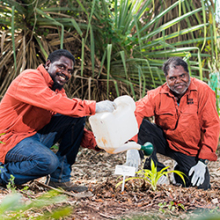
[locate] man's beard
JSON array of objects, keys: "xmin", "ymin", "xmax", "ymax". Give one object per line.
[
  {"xmin": 50, "ymin": 72, "xmax": 64, "ymax": 91},
  {"xmin": 168, "ymin": 78, "xmax": 191, "ymax": 96},
  {"xmin": 52, "ymin": 81, "xmax": 63, "ymax": 91}
]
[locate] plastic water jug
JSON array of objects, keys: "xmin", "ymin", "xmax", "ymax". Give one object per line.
[{"xmin": 89, "ymin": 95, "xmax": 138, "ymax": 154}]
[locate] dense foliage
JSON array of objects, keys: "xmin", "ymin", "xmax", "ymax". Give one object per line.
[{"xmin": 0, "ymin": 0, "xmax": 219, "ymax": 101}]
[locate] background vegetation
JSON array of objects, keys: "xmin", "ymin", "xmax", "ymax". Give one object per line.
[{"xmin": 0, "ymin": 0, "xmax": 219, "ymax": 103}]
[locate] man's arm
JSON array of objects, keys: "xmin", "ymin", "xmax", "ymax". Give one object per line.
[
  {"xmin": 198, "ymin": 86, "xmax": 220, "ymax": 161},
  {"xmin": 9, "ymin": 71, "xmax": 96, "ymax": 117}
]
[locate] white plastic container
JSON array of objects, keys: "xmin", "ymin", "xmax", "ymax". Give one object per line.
[{"xmin": 89, "ymin": 95, "xmax": 138, "ymax": 154}]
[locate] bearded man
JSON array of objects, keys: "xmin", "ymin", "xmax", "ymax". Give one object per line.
[
  {"xmin": 0, "ymin": 49, "xmax": 116, "ymax": 192},
  {"xmin": 126, "ymin": 57, "xmax": 220, "ymax": 190}
]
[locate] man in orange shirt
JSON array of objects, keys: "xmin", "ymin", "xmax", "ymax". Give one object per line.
[
  {"xmin": 126, "ymin": 57, "xmax": 220, "ymax": 190},
  {"xmin": 0, "ymin": 49, "xmax": 116, "ymax": 192}
]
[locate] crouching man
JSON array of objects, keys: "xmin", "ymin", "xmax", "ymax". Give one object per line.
[
  {"xmin": 126, "ymin": 57, "xmax": 220, "ymax": 190},
  {"xmin": 0, "ymin": 49, "xmax": 116, "ymax": 192}
]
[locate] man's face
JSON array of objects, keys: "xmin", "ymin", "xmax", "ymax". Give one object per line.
[
  {"xmin": 166, "ymin": 65, "xmax": 190, "ymax": 97},
  {"xmin": 45, "ymin": 56, "xmax": 74, "ymax": 90}
]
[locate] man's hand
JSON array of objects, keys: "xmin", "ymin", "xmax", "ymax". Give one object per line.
[
  {"xmin": 188, "ymin": 161, "xmax": 206, "ymax": 186},
  {"xmin": 125, "ymin": 149, "xmax": 141, "ymax": 172},
  {"xmin": 95, "ymin": 100, "xmax": 116, "ymax": 113}
]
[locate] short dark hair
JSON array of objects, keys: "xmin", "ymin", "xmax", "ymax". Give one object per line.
[
  {"xmin": 162, "ymin": 57, "xmax": 189, "ymax": 76},
  {"xmin": 47, "ymin": 49, "xmax": 75, "ymax": 64}
]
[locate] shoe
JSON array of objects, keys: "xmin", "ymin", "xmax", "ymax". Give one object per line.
[{"xmin": 48, "ymin": 181, "xmax": 88, "ymax": 192}]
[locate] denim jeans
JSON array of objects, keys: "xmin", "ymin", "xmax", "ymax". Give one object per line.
[{"xmin": 1, "ymin": 114, "xmax": 86, "ymax": 185}]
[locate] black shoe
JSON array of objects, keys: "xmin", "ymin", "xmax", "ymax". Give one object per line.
[{"xmin": 48, "ymin": 181, "xmax": 88, "ymax": 193}]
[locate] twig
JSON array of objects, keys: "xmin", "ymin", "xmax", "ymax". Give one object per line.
[
  {"xmin": 99, "ymin": 212, "xmax": 115, "ymax": 219},
  {"xmin": 33, "ymin": 180, "xmax": 93, "ymax": 198}
]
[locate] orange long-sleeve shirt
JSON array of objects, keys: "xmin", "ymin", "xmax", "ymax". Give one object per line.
[
  {"xmin": 0, "ymin": 64, "xmax": 96, "ymax": 163},
  {"xmin": 133, "ymin": 78, "xmax": 220, "ymax": 161}
]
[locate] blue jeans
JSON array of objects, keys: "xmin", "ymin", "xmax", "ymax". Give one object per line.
[{"xmin": 1, "ymin": 114, "xmax": 86, "ymax": 185}]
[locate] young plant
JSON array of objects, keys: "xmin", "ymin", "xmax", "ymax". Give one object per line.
[
  {"xmin": 7, "ymin": 175, "xmax": 16, "ymax": 192},
  {"xmin": 116, "ymin": 159, "xmax": 186, "ymax": 191},
  {"xmin": 0, "ymin": 190, "xmax": 72, "ymax": 219},
  {"xmin": 158, "ymin": 201, "xmax": 185, "ymax": 213}
]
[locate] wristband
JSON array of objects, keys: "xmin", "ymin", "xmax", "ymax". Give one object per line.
[{"xmin": 199, "ymin": 159, "xmax": 209, "ymax": 165}]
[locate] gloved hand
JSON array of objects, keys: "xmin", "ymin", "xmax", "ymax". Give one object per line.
[
  {"xmin": 125, "ymin": 149, "xmax": 141, "ymax": 172},
  {"xmin": 157, "ymin": 175, "xmax": 169, "ymax": 185},
  {"xmin": 95, "ymin": 100, "xmax": 116, "ymax": 113},
  {"xmin": 188, "ymin": 161, "xmax": 206, "ymax": 186}
]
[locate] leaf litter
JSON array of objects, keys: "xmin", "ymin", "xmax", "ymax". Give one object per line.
[{"xmin": 1, "ymin": 147, "xmax": 220, "ymax": 220}]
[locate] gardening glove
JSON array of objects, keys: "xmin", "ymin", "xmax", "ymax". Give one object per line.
[
  {"xmin": 95, "ymin": 100, "xmax": 116, "ymax": 113},
  {"xmin": 188, "ymin": 161, "xmax": 206, "ymax": 186},
  {"xmin": 125, "ymin": 149, "xmax": 141, "ymax": 172},
  {"xmin": 157, "ymin": 175, "xmax": 169, "ymax": 185}
]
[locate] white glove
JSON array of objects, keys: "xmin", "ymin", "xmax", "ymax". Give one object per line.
[
  {"xmin": 95, "ymin": 100, "xmax": 116, "ymax": 113},
  {"xmin": 188, "ymin": 161, "xmax": 206, "ymax": 186},
  {"xmin": 125, "ymin": 149, "xmax": 141, "ymax": 172},
  {"xmin": 157, "ymin": 175, "xmax": 169, "ymax": 185}
]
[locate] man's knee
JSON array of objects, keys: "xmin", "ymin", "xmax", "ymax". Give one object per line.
[
  {"xmin": 138, "ymin": 119, "xmax": 166, "ymax": 149},
  {"xmin": 69, "ymin": 116, "xmax": 86, "ymax": 126},
  {"xmin": 50, "ymin": 114, "xmax": 86, "ymax": 130},
  {"xmin": 76, "ymin": 116, "xmax": 86, "ymax": 127},
  {"xmin": 37, "ymin": 153, "xmax": 59, "ymax": 175}
]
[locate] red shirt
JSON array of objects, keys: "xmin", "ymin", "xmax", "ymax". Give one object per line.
[
  {"xmin": 0, "ymin": 65, "xmax": 96, "ymax": 163},
  {"xmin": 133, "ymin": 78, "xmax": 220, "ymax": 161}
]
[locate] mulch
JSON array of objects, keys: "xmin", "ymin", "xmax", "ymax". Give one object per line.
[
  {"xmin": 68, "ymin": 149, "xmax": 220, "ymax": 220},
  {"xmin": 1, "ymin": 148, "xmax": 220, "ymax": 220}
]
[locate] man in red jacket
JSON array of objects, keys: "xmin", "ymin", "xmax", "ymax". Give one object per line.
[
  {"xmin": 0, "ymin": 49, "xmax": 116, "ymax": 192},
  {"xmin": 126, "ymin": 57, "xmax": 220, "ymax": 190}
]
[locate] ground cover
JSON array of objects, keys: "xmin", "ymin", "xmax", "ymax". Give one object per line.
[
  {"xmin": 69, "ymin": 148, "xmax": 220, "ymax": 220},
  {"xmin": 1, "ymin": 148, "xmax": 220, "ymax": 219}
]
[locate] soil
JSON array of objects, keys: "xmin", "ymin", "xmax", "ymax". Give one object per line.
[
  {"xmin": 68, "ymin": 148, "xmax": 220, "ymax": 220},
  {"xmin": 1, "ymin": 148, "xmax": 220, "ymax": 220}
]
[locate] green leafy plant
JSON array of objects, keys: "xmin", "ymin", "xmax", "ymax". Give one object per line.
[
  {"xmin": 208, "ymin": 71, "xmax": 220, "ymax": 116},
  {"xmin": 6, "ymin": 175, "xmax": 16, "ymax": 192},
  {"xmin": 158, "ymin": 201, "xmax": 185, "ymax": 213},
  {"xmin": 0, "ymin": 0, "xmax": 218, "ymax": 102},
  {"xmin": 116, "ymin": 159, "xmax": 186, "ymax": 191},
  {"xmin": 209, "ymin": 207, "xmax": 220, "ymax": 214},
  {"xmin": 0, "ymin": 190, "xmax": 72, "ymax": 219}
]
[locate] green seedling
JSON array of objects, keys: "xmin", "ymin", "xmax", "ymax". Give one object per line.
[
  {"xmin": 159, "ymin": 201, "xmax": 185, "ymax": 213},
  {"xmin": 7, "ymin": 175, "xmax": 16, "ymax": 192},
  {"xmin": 51, "ymin": 144, "xmax": 59, "ymax": 151},
  {"xmin": 116, "ymin": 159, "xmax": 186, "ymax": 191},
  {"xmin": 0, "ymin": 190, "xmax": 72, "ymax": 219}
]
